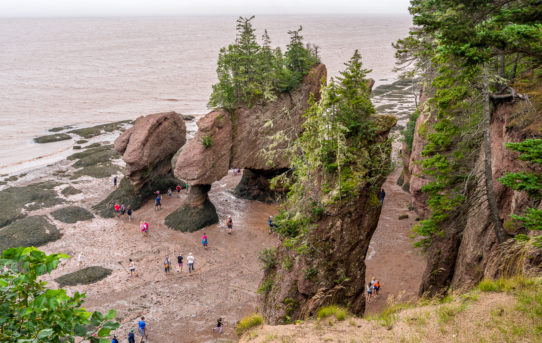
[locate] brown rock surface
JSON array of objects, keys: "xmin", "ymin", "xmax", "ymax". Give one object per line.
[
  {"xmin": 115, "ymin": 111, "xmax": 186, "ymax": 190},
  {"xmin": 231, "ymin": 64, "xmax": 326, "ymax": 170},
  {"xmin": 174, "ymin": 110, "xmax": 232, "ymax": 186},
  {"xmin": 418, "ymin": 96, "xmax": 542, "ymax": 296},
  {"xmin": 407, "ymin": 92, "xmax": 432, "ymax": 219}
]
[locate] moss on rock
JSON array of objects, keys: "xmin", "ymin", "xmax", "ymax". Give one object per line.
[
  {"xmin": 68, "ymin": 145, "xmax": 120, "ymax": 168},
  {"xmin": 51, "ymin": 206, "xmax": 94, "ymax": 223},
  {"xmin": 0, "ymin": 181, "xmax": 63, "ymax": 228},
  {"xmin": 61, "ymin": 186, "xmax": 82, "ymax": 196},
  {"xmin": 0, "ymin": 216, "xmax": 62, "ymax": 251},
  {"xmin": 93, "ymin": 174, "xmax": 181, "ymax": 217},
  {"xmin": 71, "ymin": 164, "xmax": 121, "ymax": 179},
  {"xmin": 55, "ymin": 266, "xmax": 112, "ymax": 287},
  {"xmin": 34, "ymin": 133, "xmax": 72, "ymax": 144},
  {"xmin": 164, "ymin": 199, "xmax": 219, "ymax": 232}
]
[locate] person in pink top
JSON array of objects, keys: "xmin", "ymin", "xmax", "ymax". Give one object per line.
[
  {"xmin": 114, "ymin": 203, "xmax": 121, "ymax": 217},
  {"xmin": 202, "ymin": 233, "xmax": 208, "ymax": 248}
]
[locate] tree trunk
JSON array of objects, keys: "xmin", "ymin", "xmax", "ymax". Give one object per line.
[{"xmin": 482, "ymin": 65, "xmax": 507, "ymax": 244}]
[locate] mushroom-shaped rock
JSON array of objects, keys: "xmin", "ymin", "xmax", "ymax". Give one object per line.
[
  {"xmin": 174, "ymin": 110, "xmax": 232, "ymax": 186},
  {"xmin": 94, "ymin": 111, "xmax": 186, "ymax": 218}
]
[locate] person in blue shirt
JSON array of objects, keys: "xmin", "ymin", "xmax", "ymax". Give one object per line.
[
  {"xmin": 111, "ymin": 335, "xmax": 118, "ymax": 343},
  {"xmin": 138, "ymin": 316, "xmax": 148, "ymax": 342},
  {"xmin": 128, "ymin": 329, "xmax": 135, "ymax": 343},
  {"xmin": 155, "ymin": 195, "xmax": 161, "ymax": 211}
]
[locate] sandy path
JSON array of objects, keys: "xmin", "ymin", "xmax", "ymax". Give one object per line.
[
  {"xmin": 365, "ymin": 166, "xmax": 426, "ymax": 314},
  {"xmin": 42, "ymin": 172, "xmax": 279, "ymax": 343}
]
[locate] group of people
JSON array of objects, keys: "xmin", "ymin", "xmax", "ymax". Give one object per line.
[
  {"xmin": 114, "ymin": 203, "xmax": 133, "ymax": 221},
  {"xmin": 111, "ymin": 316, "xmax": 147, "ymax": 343},
  {"xmin": 366, "ymin": 277, "xmax": 381, "ymax": 301},
  {"xmin": 162, "ymin": 252, "xmax": 195, "ymax": 274}
]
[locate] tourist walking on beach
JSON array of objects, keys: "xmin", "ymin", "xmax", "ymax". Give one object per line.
[
  {"xmin": 380, "ymin": 189, "xmax": 386, "ymax": 204},
  {"xmin": 177, "ymin": 253, "xmax": 183, "ymax": 272},
  {"xmin": 114, "ymin": 203, "xmax": 120, "ymax": 218},
  {"xmin": 155, "ymin": 194, "xmax": 161, "ymax": 210},
  {"xmin": 202, "ymin": 233, "xmax": 208, "ymax": 248},
  {"xmin": 213, "ymin": 318, "xmax": 223, "ymax": 334},
  {"xmin": 111, "ymin": 335, "xmax": 118, "ymax": 343},
  {"xmin": 226, "ymin": 216, "xmax": 233, "ymax": 234},
  {"xmin": 127, "ymin": 205, "xmax": 132, "ymax": 221},
  {"xmin": 176, "ymin": 184, "xmax": 181, "ymax": 197},
  {"xmin": 374, "ymin": 279, "xmax": 381, "ymax": 296},
  {"xmin": 128, "ymin": 329, "xmax": 135, "ymax": 343},
  {"xmin": 120, "ymin": 203, "xmax": 126, "ymax": 220},
  {"xmin": 77, "ymin": 253, "xmax": 83, "ymax": 269},
  {"xmin": 167, "ymin": 188, "xmax": 172, "ymax": 197},
  {"xmin": 267, "ymin": 216, "xmax": 276, "ymax": 233},
  {"xmin": 113, "ymin": 175, "xmax": 117, "ymax": 188},
  {"xmin": 187, "ymin": 253, "xmax": 195, "ymax": 273},
  {"xmin": 164, "ymin": 256, "xmax": 171, "ymax": 274},
  {"xmin": 140, "ymin": 221, "xmax": 149, "ymax": 237},
  {"xmin": 138, "ymin": 317, "xmax": 148, "ymax": 343},
  {"xmin": 366, "ymin": 283, "xmax": 373, "ymax": 301},
  {"xmin": 129, "ymin": 258, "xmax": 136, "ymax": 277}
]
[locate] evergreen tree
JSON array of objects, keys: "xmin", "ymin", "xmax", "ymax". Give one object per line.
[{"xmin": 335, "ymin": 50, "xmax": 375, "ymax": 135}]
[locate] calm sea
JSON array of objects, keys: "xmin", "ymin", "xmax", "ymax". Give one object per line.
[{"xmin": 0, "ymin": 15, "xmax": 411, "ymax": 174}]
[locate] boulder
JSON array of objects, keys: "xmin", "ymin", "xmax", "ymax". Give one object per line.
[
  {"xmin": 115, "ymin": 111, "xmax": 186, "ymax": 190},
  {"xmin": 174, "ymin": 110, "xmax": 232, "ymax": 186}
]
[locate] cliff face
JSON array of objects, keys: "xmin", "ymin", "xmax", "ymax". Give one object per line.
[
  {"xmin": 260, "ymin": 115, "xmax": 396, "ymax": 324},
  {"xmin": 409, "ymin": 96, "xmax": 542, "ymax": 296}
]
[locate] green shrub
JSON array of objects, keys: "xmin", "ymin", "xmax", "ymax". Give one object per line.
[
  {"xmin": 403, "ymin": 109, "xmax": 420, "ymax": 152},
  {"xmin": 236, "ymin": 313, "xmax": 263, "ymax": 335},
  {"xmin": 317, "ymin": 305, "xmax": 347, "ymax": 321},
  {"xmin": 201, "ymin": 134, "xmax": 213, "ymax": 148},
  {"xmin": 259, "ymin": 248, "xmax": 277, "ymax": 271},
  {"xmin": 258, "ymin": 279, "xmax": 273, "ymax": 294}
]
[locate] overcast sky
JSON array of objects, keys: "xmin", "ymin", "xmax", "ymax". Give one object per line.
[{"xmin": 0, "ymin": 0, "xmax": 411, "ymax": 17}]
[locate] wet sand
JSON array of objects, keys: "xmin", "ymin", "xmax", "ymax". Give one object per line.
[
  {"xmin": 365, "ymin": 166, "xmax": 427, "ymax": 314},
  {"xmin": 41, "ymin": 172, "xmax": 279, "ymax": 343}
]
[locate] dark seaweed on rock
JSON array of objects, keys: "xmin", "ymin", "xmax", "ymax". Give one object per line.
[
  {"xmin": 34, "ymin": 133, "xmax": 72, "ymax": 144},
  {"xmin": 55, "ymin": 266, "xmax": 112, "ymax": 287},
  {"xmin": 0, "ymin": 181, "xmax": 63, "ymax": 228},
  {"xmin": 61, "ymin": 186, "xmax": 82, "ymax": 196},
  {"xmin": 68, "ymin": 120, "xmax": 132, "ymax": 139},
  {"xmin": 0, "ymin": 216, "xmax": 62, "ymax": 251},
  {"xmin": 51, "ymin": 206, "xmax": 94, "ymax": 223}
]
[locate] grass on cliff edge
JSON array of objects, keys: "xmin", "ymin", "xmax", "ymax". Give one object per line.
[
  {"xmin": 238, "ymin": 277, "xmax": 542, "ymax": 343},
  {"xmin": 236, "ymin": 314, "xmax": 264, "ymax": 335}
]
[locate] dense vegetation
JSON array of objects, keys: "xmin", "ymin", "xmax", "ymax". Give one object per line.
[
  {"xmin": 0, "ymin": 247, "xmax": 118, "ymax": 342},
  {"xmin": 395, "ymin": 0, "xmax": 542, "ymax": 248},
  {"xmin": 499, "ymin": 138, "xmax": 542, "ymax": 246},
  {"xmin": 208, "ymin": 16, "xmax": 320, "ymax": 110},
  {"xmin": 268, "ymin": 50, "xmax": 390, "ymax": 238}
]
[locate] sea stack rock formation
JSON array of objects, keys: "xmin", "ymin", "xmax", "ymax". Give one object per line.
[
  {"xmin": 231, "ymin": 63, "xmax": 327, "ymax": 201},
  {"xmin": 165, "ymin": 110, "xmax": 232, "ymax": 232},
  {"xmin": 167, "ymin": 64, "xmax": 327, "ymax": 232},
  {"xmin": 260, "ymin": 114, "xmax": 397, "ymax": 323},
  {"xmin": 94, "ymin": 111, "xmax": 186, "ymax": 217}
]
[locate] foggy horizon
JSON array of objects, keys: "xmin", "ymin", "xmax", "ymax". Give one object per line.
[{"xmin": 0, "ymin": 0, "xmax": 411, "ymax": 18}]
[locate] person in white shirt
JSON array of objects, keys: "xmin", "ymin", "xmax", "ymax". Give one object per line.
[
  {"xmin": 187, "ymin": 253, "xmax": 195, "ymax": 273},
  {"xmin": 77, "ymin": 253, "xmax": 83, "ymax": 269}
]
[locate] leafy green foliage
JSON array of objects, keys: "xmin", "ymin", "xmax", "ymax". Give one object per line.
[
  {"xmin": 498, "ymin": 139, "xmax": 542, "ymax": 246},
  {"xmin": 0, "ymin": 247, "xmax": 119, "ymax": 342},
  {"xmin": 259, "ymin": 248, "xmax": 277, "ymax": 271},
  {"xmin": 404, "ymin": 109, "xmax": 420, "ymax": 152},
  {"xmin": 398, "ymin": 0, "xmax": 542, "ymax": 249},
  {"xmin": 208, "ymin": 16, "xmax": 319, "ymax": 110},
  {"xmin": 201, "ymin": 134, "xmax": 213, "ymax": 148},
  {"xmin": 236, "ymin": 313, "xmax": 263, "ymax": 335},
  {"xmin": 317, "ymin": 305, "xmax": 347, "ymax": 321}
]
